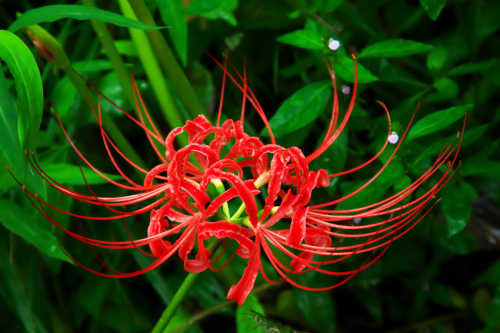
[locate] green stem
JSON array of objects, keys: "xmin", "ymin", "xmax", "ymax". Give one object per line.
[
  {"xmin": 127, "ymin": 0, "xmax": 208, "ymax": 119},
  {"xmin": 118, "ymin": 0, "xmax": 187, "ymax": 147},
  {"xmin": 82, "ymin": 0, "xmax": 167, "ymax": 154},
  {"xmin": 151, "ymin": 238, "xmax": 220, "ymax": 333}
]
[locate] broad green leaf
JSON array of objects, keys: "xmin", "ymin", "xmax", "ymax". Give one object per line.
[
  {"xmin": 462, "ymin": 139, "xmax": 500, "ymax": 177},
  {"xmin": 39, "ymin": 163, "xmax": 122, "ymax": 185},
  {"xmin": 447, "ymin": 59, "xmax": 497, "ymax": 76},
  {"xmin": 415, "ymin": 124, "xmax": 487, "ymax": 163},
  {"xmin": 0, "ymin": 31, "xmax": 44, "ymax": 177},
  {"xmin": 394, "ymin": 175, "xmax": 412, "ymax": 205},
  {"xmin": 473, "ymin": 260, "xmax": 500, "ymax": 286},
  {"xmin": 332, "ymin": 47, "xmax": 379, "ymax": 83},
  {"xmin": 359, "ymin": 39, "xmax": 433, "ymax": 58},
  {"xmin": 0, "ymin": 198, "xmax": 71, "ymax": 263},
  {"xmin": 435, "ymin": 225, "xmax": 478, "ymax": 255},
  {"xmin": 236, "ymin": 293, "xmax": 266, "ymax": 333},
  {"xmin": 184, "ymin": 0, "xmax": 225, "ymax": 14},
  {"xmin": 201, "ymin": 0, "xmax": 238, "ymax": 26},
  {"xmin": 312, "ymin": 128, "xmax": 348, "ymax": 196},
  {"xmin": 295, "ymin": 288, "xmax": 335, "ymax": 333},
  {"xmin": 406, "ymin": 104, "xmax": 471, "ymax": 142},
  {"xmin": 425, "ymin": 77, "xmax": 459, "ymax": 102},
  {"xmin": 0, "ymin": 62, "xmax": 46, "ymax": 199},
  {"xmin": 8, "ymin": 5, "xmax": 163, "ymax": 32},
  {"xmin": 276, "ymin": 29, "xmax": 324, "ymax": 50},
  {"xmin": 462, "ymin": 160, "xmax": 500, "ymax": 179},
  {"xmin": 419, "ymin": 0, "xmax": 447, "ymax": 20},
  {"xmin": 314, "ymin": 0, "xmax": 342, "ymax": 12},
  {"xmin": 157, "ymin": 0, "xmax": 188, "ymax": 66},
  {"xmin": 337, "ymin": 156, "xmax": 404, "ymax": 210},
  {"xmin": 427, "ymin": 44, "xmax": 447, "ymax": 70},
  {"xmin": 430, "ymin": 282, "xmax": 467, "ymax": 308},
  {"xmin": 261, "ymin": 80, "xmax": 332, "ymax": 136},
  {"xmin": 441, "ymin": 183, "xmax": 472, "ymax": 237}
]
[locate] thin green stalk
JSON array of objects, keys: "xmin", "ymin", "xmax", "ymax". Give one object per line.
[
  {"xmin": 127, "ymin": 0, "xmax": 208, "ymax": 119},
  {"xmin": 151, "ymin": 238, "xmax": 219, "ymax": 333},
  {"xmin": 82, "ymin": 0, "xmax": 168, "ymax": 154},
  {"xmin": 118, "ymin": 0, "xmax": 187, "ymax": 147}
]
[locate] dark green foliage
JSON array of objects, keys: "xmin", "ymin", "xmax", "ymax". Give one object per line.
[{"xmin": 0, "ymin": 0, "xmax": 499, "ymax": 332}]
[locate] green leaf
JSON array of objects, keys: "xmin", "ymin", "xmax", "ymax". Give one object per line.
[
  {"xmin": 0, "ymin": 31, "xmax": 44, "ymax": 177},
  {"xmin": 441, "ymin": 183, "xmax": 472, "ymax": 237},
  {"xmin": 416, "ymin": 124, "xmax": 487, "ymax": 163},
  {"xmin": 312, "ymin": 128, "xmax": 348, "ymax": 196},
  {"xmin": 358, "ymin": 39, "xmax": 433, "ymax": 58},
  {"xmin": 462, "ymin": 139, "xmax": 500, "ymax": 177},
  {"xmin": 295, "ymin": 288, "xmax": 335, "ymax": 333},
  {"xmin": 406, "ymin": 104, "xmax": 471, "ymax": 142},
  {"xmin": 157, "ymin": 0, "xmax": 188, "ymax": 66},
  {"xmin": 184, "ymin": 0, "xmax": 225, "ymax": 14},
  {"xmin": 261, "ymin": 80, "xmax": 332, "ymax": 136},
  {"xmin": 447, "ymin": 59, "xmax": 497, "ymax": 76},
  {"xmin": 8, "ymin": 5, "xmax": 163, "ymax": 32},
  {"xmin": 0, "ymin": 62, "xmax": 46, "ymax": 199},
  {"xmin": 200, "ymin": 0, "xmax": 238, "ymax": 26},
  {"xmin": 435, "ymin": 225, "xmax": 478, "ymax": 255},
  {"xmin": 39, "ymin": 163, "xmax": 122, "ymax": 185},
  {"xmin": 430, "ymin": 282, "xmax": 467, "ymax": 308},
  {"xmin": 337, "ymin": 157, "xmax": 404, "ymax": 210},
  {"xmin": 427, "ymin": 44, "xmax": 447, "ymax": 70},
  {"xmin": 394, "ymin": 175, "xmax": 412, "ymax": 205},
  {"xmin": 473, "ymin": 260, "xmax": 500, "ymax": 286},
  {"xmin": 276, "ymin": 29, "xmax": 324, "ymax": 50},
  {"xmin": 425, "ymin": 77, "xmax": 459, "ymax": 102},
  {"xmin": 0, "ymin": 198, "xmax": 71, "ymax": 263},
  {"xmin": 236, "ymin": 293, "xmax": 266, "ymax": 333},
  {"xmin": 332, "ymin": 47, "xmax": 379, "ymax": 84},
  {"xmin": 314, "ymin": 0, "xmax": 342, "ymax": 12},
  {"xmin": 419, "ymin": 0, "xmax": 447, "ymax": 21}
]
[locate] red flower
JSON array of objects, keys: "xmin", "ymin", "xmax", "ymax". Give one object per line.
[{"xmin": 13, "ymin": 53, "xmax": 464, "ymax": 305}]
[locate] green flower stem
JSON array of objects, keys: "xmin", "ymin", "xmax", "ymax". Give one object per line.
[
  {"xmin": 64, "ymin": 67, "xmax": 147, "ymax": 170},
  {"xmin": 151, "ymin": 238, "xmax": 220, "ymax": 333},
  {"xmin": 127, "ymin": 0, "xmax": 208, "ymax": 119},
  {"xmin": 118, "ymin": 0, "xmax": 187, "ymax": 147},
  {"xmin": 82, "ymin": 0, "xmax": 167, "ymax": 155}
]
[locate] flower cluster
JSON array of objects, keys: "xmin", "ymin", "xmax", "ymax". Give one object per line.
[{"xmin": 16, "ymin": 53, "xmax": 463, "ymax": 306}]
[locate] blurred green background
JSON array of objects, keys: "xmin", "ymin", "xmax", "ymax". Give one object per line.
[{"xmin": 0, "ymin": 0, "xmax": 499, "ymax": 332}]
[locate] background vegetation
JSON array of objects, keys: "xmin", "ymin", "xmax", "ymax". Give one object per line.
[{"xmin": 0, "ymin": 0, "xmax": 499, "ymax": 332}]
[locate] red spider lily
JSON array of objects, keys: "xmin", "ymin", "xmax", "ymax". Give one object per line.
[{"xmin": 9, "ymin": 51, "xmax": 464, "ymax": 306}]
